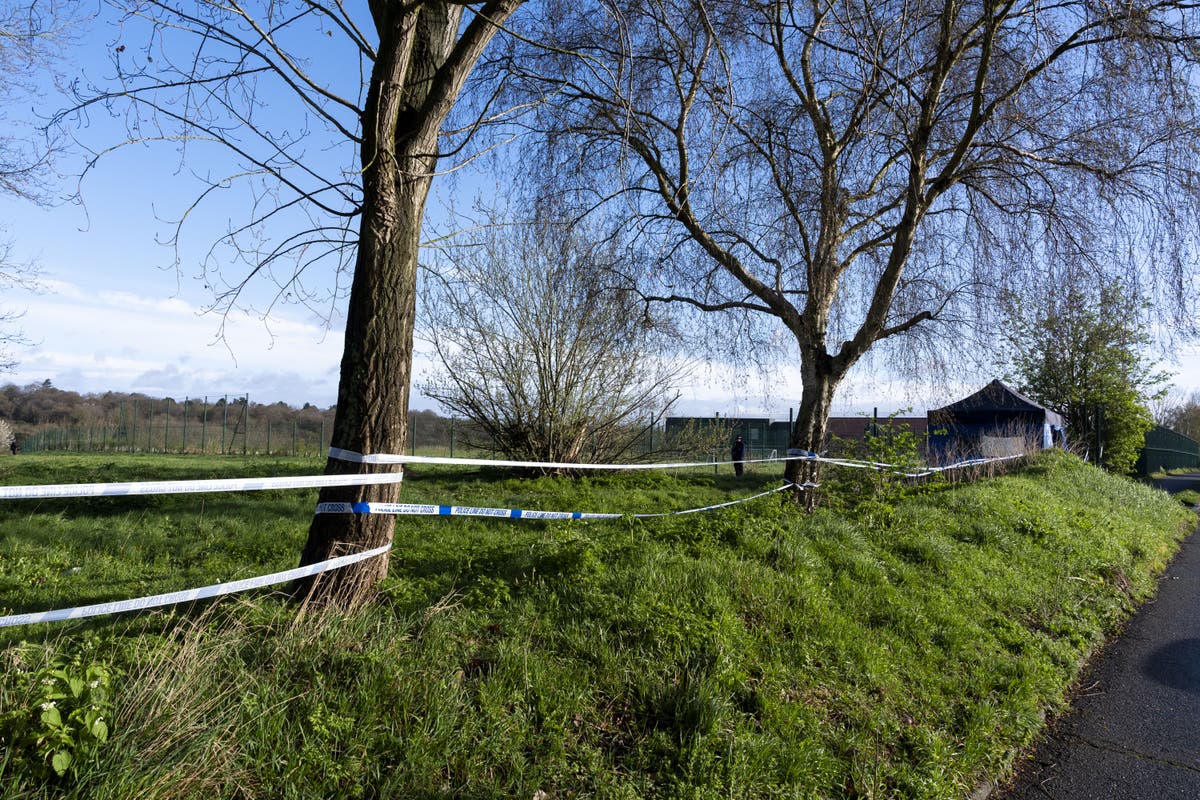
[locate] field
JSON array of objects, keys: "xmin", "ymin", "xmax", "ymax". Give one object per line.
[{"xmin": 0, "ymin": 451, "xmax": 1194, "ymax": 798}]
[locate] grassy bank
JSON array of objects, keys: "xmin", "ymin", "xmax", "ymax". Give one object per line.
[{"xmin": 0, "ymin": 452, "xmax": 1193, "ymax": 798}]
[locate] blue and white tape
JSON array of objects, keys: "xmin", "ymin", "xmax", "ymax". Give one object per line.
[
  {"xmin": 0, "ymin": 471, "xmax": 403, "ymax": 501},
  {"xmin": 315, "ymin": 482, "xmax": 808, "ymax": 520},
  {"xmin": 327, "ymin": 446, "xmax": 1023, "ymax": 477},
  {"xmin": 317, "ymin": 502, "xmax": 611, "ymax": 520},
  {"xmin": 894, "ymin": 454, "xmax": 1027, "ymax": 478},
  {"xmin": 0, "ymin": 542, "xmax": 393, "ymax": 628}
]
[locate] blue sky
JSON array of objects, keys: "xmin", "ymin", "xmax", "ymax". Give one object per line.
[{"xmin": 1, "ymin": 6, "xmax": 1196, "ymax": 420}]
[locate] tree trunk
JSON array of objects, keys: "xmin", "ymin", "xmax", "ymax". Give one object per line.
[
  {"xmin": 291, "ymin": 176, "xmax": 426, "ymax": 603},
  {"xmin": 292, "ymin": 5, "xmax": 447, "ymax": 604},
  {"xmin": 784, "ymin": 355, "xmax": 839, "ymax": 507},
  {"xmin": 292, "ymin": 0, "xmax": 523, "ymax": 604}
]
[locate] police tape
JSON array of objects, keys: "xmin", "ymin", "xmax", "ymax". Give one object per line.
[
  {"xmin": 0, "ymin": 481, "xmax": 807, "ymax": 628},
  {"xmin": 0, "ymin": 542, "xmax": 393, "ymax": 628},
  {"xmin": 329, "ymin": 447, "xmax": 791, "ymax": 471},
  {"xmin": 0, "ymin": 449, "xmax": 1021, "ymax": 502},
  {"xmin": 0, "ymin": 441, "xmax": 1025, "ymax": 630},
  {"xmin": 814, "ymin": 453, "xmax": 1026, "ymax": 477},
  {"xmin": 898, "ymin": 454, "xmax": 1027, "ymax": 478},
  {"xmin": 0, "ymin": 471, "xmax": 404, "ymax": 501},
  {"xmin": 328, "ymin": 446, "xmax": 1025, "ymax": 477},
  {"xmin": 314, "ymin": 482, "xmax": 810, "ymax": 520}
]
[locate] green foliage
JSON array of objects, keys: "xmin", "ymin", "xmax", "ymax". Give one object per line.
[
  {"xmin": 1003, "ymin": 282, "xmax": 1168, "ymax": 474},
  {"xmin": 0, "ymin": 452, "xmax": 1193, "ymax": 799},
  {"xmin": 1, "ymin": 642, "xmax": 117, "ymax": 782},
  {"xmin": 825, "ymin": 409, "xmax": 942, "ymax": 510}
]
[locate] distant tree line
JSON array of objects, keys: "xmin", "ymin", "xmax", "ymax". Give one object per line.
[{"xmin": 0, "ymin": 381, "xmax": 460, "ymax": 456}]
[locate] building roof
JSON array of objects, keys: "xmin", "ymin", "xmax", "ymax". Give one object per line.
[{"xmin": 929, "ymin": 379, "xmax": 1064, "ymax": 427}]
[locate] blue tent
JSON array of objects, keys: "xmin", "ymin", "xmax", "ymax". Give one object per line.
[{"xmin": 928, "ymin": 380, "xmax": 1065, "ymax": 462}]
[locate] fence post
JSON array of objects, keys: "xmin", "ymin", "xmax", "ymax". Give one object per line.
[
  {"xmin": 450, "ymin": 417, "xmax": 455, "ymax": 458},
  {"xmin": 292, "ymin": 420, "xmax": 297, "ymax": 457},
  {"xmin": 201, "ymin": 397, "xmax": 208, "ymax": 454},
  {"xmin": 183, "ymin": 397, "xmax": 189, "ymax": 453},
  {"xmin": 243, "ymin": 394, "xmax": 249, "ymax": 455},
  {"xmin": 714, "ymin": 411, "xmax": 720, "ymax": 475},
  {"xmin": 221, "ymin": 395, "xmax": 228, "ymax": 454},
  {"xmin": 165, "ymin": 398, "xmax": 171, "ymax": 452}
]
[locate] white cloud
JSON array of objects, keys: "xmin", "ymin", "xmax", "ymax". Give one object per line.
[
  {"xmin": 3, "ymin": 279, "xmax": 348, "ymax": 406},
  {"xmin": 7, "ymin": 276, "xmax": 1198, "ymax": 418}
]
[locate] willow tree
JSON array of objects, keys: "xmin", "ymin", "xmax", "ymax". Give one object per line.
[
  {"xmin": 63, "ymin": 0, "xmax": 523, "ymax": 601},
  {"xmin": 506, "ymin": 0, "xmax": 1200, "ymax": 492}
]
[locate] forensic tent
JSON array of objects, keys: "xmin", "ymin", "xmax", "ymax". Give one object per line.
[{"xmin": 927, "ymin": 380, "xmax": 1065, "ymax": 462}]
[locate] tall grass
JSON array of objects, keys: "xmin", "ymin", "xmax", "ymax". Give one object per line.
[{"xmin": 0, "ymin": 451, "xmax": 1192, "ymax": 798}]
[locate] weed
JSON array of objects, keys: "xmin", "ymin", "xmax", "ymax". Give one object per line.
[{"xmin": 0, "ymin": 640, "xmax": 117, "ymax": 782}]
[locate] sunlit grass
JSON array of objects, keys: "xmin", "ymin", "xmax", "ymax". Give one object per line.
[{"xmin": 0, "ymin": 451, "xmax": 1192, "ymax": 798}]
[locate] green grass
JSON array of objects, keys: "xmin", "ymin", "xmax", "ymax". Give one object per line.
[
  {"xmin": 1175, "ymin": 489, "xmax": 1200, "ymax": 507},
  {"xmin": 0, "ymin": 451, "xmax": 1193, "ymax": 798},
  {"xmin": 1150, "ymin": 466, "xmax": 1200, "ymax": 477}
]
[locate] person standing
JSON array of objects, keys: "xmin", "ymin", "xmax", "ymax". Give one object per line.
[{"xmin": 731, "ymin": 435, "xmax": 746, "ymax": 476}]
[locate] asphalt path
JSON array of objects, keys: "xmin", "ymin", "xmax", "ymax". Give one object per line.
[{"xmin": 994, "ymin": 472, "xmax": 1200, "ymax": 800}]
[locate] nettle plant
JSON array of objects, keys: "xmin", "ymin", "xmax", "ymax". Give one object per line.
[{"xmin": 1, "ymin": 643, "xmax": 118, "ymax": 780}]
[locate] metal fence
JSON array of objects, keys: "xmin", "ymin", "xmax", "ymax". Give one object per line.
[
  {"xmin": 18, "ymin": 396, "xmax": 331, "ymax": 457},
  {"xmin": 16, "ymin": 404, "xmax": 701, "ymax": 463},
  {"xmin": 14, "ymin": 401, "xmax": 661, "ymax": 460},
  {"xmin": 1136, "ymin": 425, "xmax": 1200, "ymax": 475}
]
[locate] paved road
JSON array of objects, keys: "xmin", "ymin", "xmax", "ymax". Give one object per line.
[{"xmin": 994, "ymin": 473, "xmax": 1200, "ymax": 800}]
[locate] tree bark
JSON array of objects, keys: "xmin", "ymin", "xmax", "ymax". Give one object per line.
[
  {"xmin": 293, "ymin": 1, "xmax": 521, "ymax": 604},
  {"xmin": 784, "ymin": 349, "xmax": 839, "ymax": 506}
]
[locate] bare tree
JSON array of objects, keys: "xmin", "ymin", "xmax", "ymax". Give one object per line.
[
  {"xmin": 0, "ymin": 236, "xmax": 38, "ymax": 370},
  {"xmin": 60, "ymin": 1, "xmax": 524, "ymax": 601},
  {"xmin": 0, "ymin": 0, "xmax": 83, "ymax": 369},
  {"xmin": 0, "ymin": 0, "xmax": 74, "ymax": 200},
  {"xmin": 419, "ymin": 210, "xmax": 683, "ymax": 465},
  {"xmin": 1159, "ymin": 388, "xmax": 1200, "ymax": 442},
  {"xmin": 503, "ymin": 0, "xmax": 1200, "ymax": 495}
]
